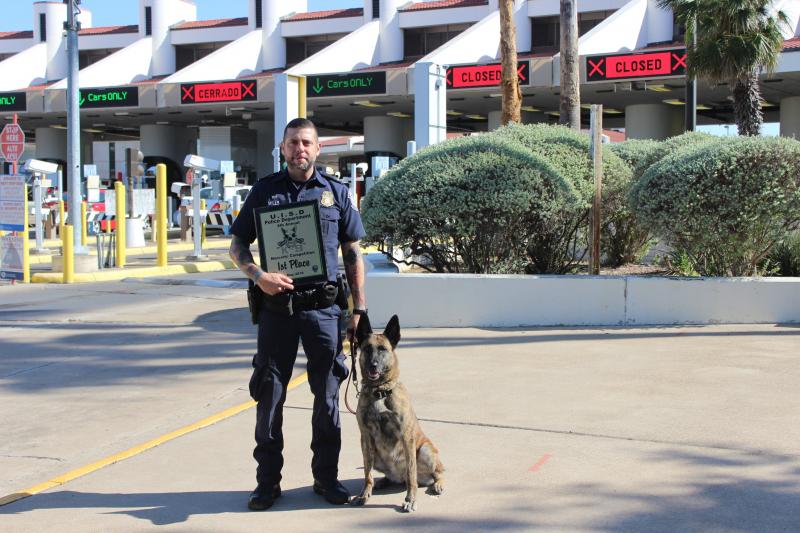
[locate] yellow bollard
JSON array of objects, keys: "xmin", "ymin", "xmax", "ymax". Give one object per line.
[
  {"xmin": 58, "ymin": 200, "xmax": 65, "ymax": 237},
  {"xmin": 156, "ymin": 164, "xmax": 168, "ymax": 267},
  {"xmin": 23, "ymin": 184, "xmax": 30, "ymax": 283},
  {"xmin": 115, "ymin": 181, "xmax": 126, "ymax": 268},
  {"xmin": 63, "ymin": 224, "xmax": 74, "ymax": 284},
  {"xmin": 80, "ymin": 201, "xmax": 87, "ymax": 247},
  {"xmin": 200, "ymin": 199, "xmax": 206, "ymax": 246}
]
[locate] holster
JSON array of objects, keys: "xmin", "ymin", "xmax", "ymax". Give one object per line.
[
  {"xmin": 262, "ymin": 282, "xmax": 339, "ymax": 316},
  {"xmin": 247, "ymin": 279, "xmax": 263, "ymax": 325}
]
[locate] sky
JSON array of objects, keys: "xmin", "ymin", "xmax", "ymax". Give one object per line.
[{"xmin": 0, "ymin": 0, "xmax": 362, "ymax": 31}]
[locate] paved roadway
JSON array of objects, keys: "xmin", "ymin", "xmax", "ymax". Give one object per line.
[{"xmin": 1, "ymin": 271, "xmax": 799, "ymax": 532}]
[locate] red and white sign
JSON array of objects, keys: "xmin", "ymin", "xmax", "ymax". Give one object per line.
[
  {"xmin": 0, "ymin": 123, "xmax": 25, "ymax": 162},
  {"xmin": 586, "ymin": 49, "xmax": 687, "ymax": 82},
  {"xmin": 446, "ymin": 62, "xmax": 530, "ymax": 89}
]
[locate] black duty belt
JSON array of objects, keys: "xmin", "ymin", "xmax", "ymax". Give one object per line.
[{"xmin": 262, "ymin": 283, "xmax": 338, "ymax": 315}]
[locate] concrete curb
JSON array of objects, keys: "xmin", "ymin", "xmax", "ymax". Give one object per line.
[{"xmin": 31, "ymin": 260, "xmax": 236, "ymax": 284}]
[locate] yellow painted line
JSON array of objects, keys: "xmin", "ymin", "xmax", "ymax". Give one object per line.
[
  {"xmin": 0, "ymin": 372, "xmax": 309, "ymax": 507},
  {"xmin": 28, "ymin": 240, "xmax": 233, "ymax": 264},
  {"xmin": 32, "ymin": 260, "xmax": 237, "ymax": 283}
]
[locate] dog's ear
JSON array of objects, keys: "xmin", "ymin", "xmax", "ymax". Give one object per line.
[
  {"xmin": 383, "ymin": 315, "xmax": 400, "ymax": 348},
  {"xmin": 355, "ymin": 313, "xmax": 372, "ymax": 346}
]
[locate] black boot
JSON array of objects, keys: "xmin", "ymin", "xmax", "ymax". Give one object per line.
[
  {"xmin": 313, "ymin": 479, "xmax": 350, "ymax": 505},
  {"xmin": 247, "ymin": 483, "xmax": 281, "ymax": 511}
]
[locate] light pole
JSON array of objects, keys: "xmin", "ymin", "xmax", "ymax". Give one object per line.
[{"xmin": 65, "ymin": 0, "xmax": 85, "ymax": 252}]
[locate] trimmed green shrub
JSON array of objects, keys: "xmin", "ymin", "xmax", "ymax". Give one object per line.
[
  {"xmin": 630, "ymin": 136, "xmax": 800, "ymax": 276},
  {"xmin": 360, "ymin": 135, "xmax": 580, "ymax": 274},
  {"xmin": 606, "ymin": 139, "xmax": 663, "ymax": 266},
  {"xmin": 765, "ymin": 232, "xmax": 800, "ymax": 276},
  {"xmin": 490, "ymin": 123, "xmax": 632, "ymax": 269}
]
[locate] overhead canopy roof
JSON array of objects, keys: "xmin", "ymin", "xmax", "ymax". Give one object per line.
[
  {"xmin": 50, "ymin": 38, "xmax": 154, "ymax": 90},
  {"xmin": 0, "ymin": 43, "xmax": 47, "ymax": 91},
  {"xmin": 161, "ymin": 30, "xmax": 264, "ymax": 84}
]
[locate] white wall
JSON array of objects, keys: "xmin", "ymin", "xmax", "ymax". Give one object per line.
[
  {"xmin": 170, "ymin": 25, "xmax": 250, "ymax": 46},
  {"xmin": 363, "ymin": 273, "xmax": 800, "ymax": 327},
  {"xmin": 399, "ymin": 5, "xmax": 491, "ymax": 28},
  {"xmin": 528, "ymin": 0, "xmax": 630, "ymax": 17},
  {"xmin": 79, "ymin": 33, "xmax": 140, "ymax": 51},
  {"xmin": 281, "ymin": 17, "xmax": 363, "ymax": 38},
  {"xmin": 262, "ymin": 0, "xmax": 307, "ymax": 71}
]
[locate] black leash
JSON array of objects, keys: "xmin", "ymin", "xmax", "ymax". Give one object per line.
[{"xmin": 344, "ymin": 333, "xmax": 360, "ymax": 415}]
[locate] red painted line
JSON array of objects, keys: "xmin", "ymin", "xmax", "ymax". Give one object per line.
[{"xmin": 528, "ymin": 453, "xmax": 552, "ymax": 473}]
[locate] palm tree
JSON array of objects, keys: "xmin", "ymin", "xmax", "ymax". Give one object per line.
[
  {"xmin": 559, "ymin": 0, "xmax": 581, "ymax": 130},
  {"xmin": 659, "ymin": 0, "xmax": 788, "ymax": 136},
  {"xmin": 500, "ymin": 0, "xmax": 521, "ymax": 125}
]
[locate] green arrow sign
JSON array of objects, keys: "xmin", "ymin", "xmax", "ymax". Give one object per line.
[
  {"xmin": 306, "ymin": 72, "xmax": 387, "ymax": 98},
  {"xmin": 79, "ymin": 86, "xmax": 139, "ymax": 109}
]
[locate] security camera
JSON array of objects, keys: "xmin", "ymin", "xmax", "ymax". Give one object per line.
[
  {"xmin": 25, "ymin": 159, "xmax": 60, "ymax": 174},
  {"xmin": 183, "ymin": 154, "xmax": 220, "ymax": 173}
]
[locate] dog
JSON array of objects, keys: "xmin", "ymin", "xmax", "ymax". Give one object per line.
[{"xmin": 352, "ymin": 314, "xmax": 445, "ymax": 513}]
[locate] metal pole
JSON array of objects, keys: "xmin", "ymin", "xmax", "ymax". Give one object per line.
[
  {"xmin": 190, "ymin": 174, "xmax": 205, "ymax": 259},
  {"xmin": 589, "ymin": 105, "xmax": 603, "ymax": 276},
  {"xmin": 156, "ymin": 163, "xmax": 168, "ymax": 267},
  {"xmin": 66, "ymin": 0, "xmax": 84, "ymax": 252},
  {"xmin": 685, "ymin": 19, "xmax": 697, "ymax": 132},
  {"xmin": 33, "ymin": 176, "xmax": 45, "ymax": 252}
]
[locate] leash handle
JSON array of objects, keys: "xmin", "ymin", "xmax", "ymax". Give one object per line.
[{"xmin": 344, "ymin": 332, "xmax": 359, "ymax": 415}]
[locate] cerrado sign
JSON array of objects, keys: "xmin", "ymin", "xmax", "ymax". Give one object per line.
[{"xmin": 181, "ymin": 80, "xmax": 258, "ymax": 104}]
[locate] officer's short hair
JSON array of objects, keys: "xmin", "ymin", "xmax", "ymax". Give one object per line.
[{"xmin": 283, "ymin": 118, "xmax": 318, "ymax": 142}]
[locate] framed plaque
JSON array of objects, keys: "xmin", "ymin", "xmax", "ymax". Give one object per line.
[{"xmin": 254, "ymin": 200, "xmax": 327, "ymax": 287}]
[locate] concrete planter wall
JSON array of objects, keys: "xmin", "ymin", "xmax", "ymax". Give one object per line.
[{"xmin": 363, "ymin": 273, "xmax": 800, "ymax": 327}]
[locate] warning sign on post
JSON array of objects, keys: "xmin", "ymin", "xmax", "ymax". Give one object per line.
[
  {"xmin": 0, "ymin": 234, "xmax": 24, "ymax": 281},
  {"xmin": 0, "ymin": 175, "xmax": 26, "ymax": 231}
]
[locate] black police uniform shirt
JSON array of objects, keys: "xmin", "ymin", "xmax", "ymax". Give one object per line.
[{"xmin": 230, "ymin": 168, "xmax": 366, "ymax": 284}]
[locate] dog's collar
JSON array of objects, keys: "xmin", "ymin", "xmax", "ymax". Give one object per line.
[{"xmin": 372, "ymin": 388, "xmax": 393, "ymax": 399}]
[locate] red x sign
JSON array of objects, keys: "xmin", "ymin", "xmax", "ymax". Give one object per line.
[
  {"xmin": 672, "ymin": 53, "xmax": 687, "ymax": 71},
  {"xmin": 588, "ymin": 58, "xmax": 605, "ymax": 78}
]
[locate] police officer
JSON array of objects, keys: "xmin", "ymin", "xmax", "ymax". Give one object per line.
[{"xmin": 229, "ymin": 118, "xmax": 367, "ymax": 510}]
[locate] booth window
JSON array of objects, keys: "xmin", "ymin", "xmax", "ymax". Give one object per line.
[
  {"xmin": 531, "ymin": 10, "xmax": 616, "ymax": 53},
  {"xmin": 79, "ymin": 49, "xmax": 117, "ymax": 69},
  {"xmin": 372, "ymin": 0, "xmax": 380, "ymax": 19},
  {"xmin": 255, "ymin": 0, "xmax": 263, "ymax": 28},
  {"xmin": 404, "ymin": 23, "xmax": 472, "ymax": 60},
  {"xmin": 176, "ymin": 42, "xmax": 229, "ymax": 70},
  {"xmin": 286, "ymin": 34, "xmax": 347, "ymax": 67},
  {"xmin": 145, "ymin": 7, "xmax": 152, "ymax": 36},
  {"xmin": 40, "ymin": 13, "xmax": 47, "ymax": 42}
]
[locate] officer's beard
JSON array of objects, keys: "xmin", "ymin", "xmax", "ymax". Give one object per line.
[{"xmin": 287, "ymin": 156, "xmax": 315, "ymax": 172}]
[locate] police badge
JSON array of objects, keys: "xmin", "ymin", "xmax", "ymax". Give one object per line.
[{"xmin": 320, "ymin": 190, "xmax": 334, "ymax": 208}]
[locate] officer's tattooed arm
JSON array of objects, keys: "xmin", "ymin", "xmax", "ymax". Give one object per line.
[
  {"xmin": 229, "ymin": 235, "xmax": 294, "ymax": 295},
  {"xmin": 342, "ymin": 240, "xmax": 366, "ymax": 311}
]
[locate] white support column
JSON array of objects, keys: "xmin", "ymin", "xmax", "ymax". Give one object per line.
[
  {"xmin": 140, "ymin": 124, "xmax": 194, "ymax": 167},
  {"xmin": 249, "ymin": 121, "xmax": 276, "ymax": 177},
  {"xmin": 198, "ymin": 127, "xmax": 233, "ymax": 162},
  {"xmin": 364, "ymin": 116, "xmax": 413, "ymax": 156},
  {"xmin": 779, "ymin": 96, "xmax": 800, "ymax": 139},
  {"xmin": 34, "ymin": 2, "xmax": 68, "ymax": 82},
  {"xmin": 263, "ymin": 0, "xmax": 307, "ymax": 71},
  {"xmin": 273, "ymin": 73, "xmax": 301, "ymax": 157},
  {"xmin": 151, "ymin": 0, "xmax": 175, "ymax": 76},
  {"xmin": 646, "ymin": 0, "xmax": 674, "ymax": 46},
  {"xmin": 380, "ymin": 0, "xmax": 407, "ymax": 64},
  {"xmin": 625, "ymin": 104, "xmax": 683, "ymax": 140},
  {"xmin": 488, "ymin": 111, "xmax": 503, "ymax": 131},
  {"xmin": 513, "ymin": 0, "xmax": 530, "ymax": 54},
  {"xmin": 35, "ymin": 127, "xmax": 68, "ymax": 162},
  {"xmin": 414, "ymin": 62, "xmax": 448, "ymax": 149}
]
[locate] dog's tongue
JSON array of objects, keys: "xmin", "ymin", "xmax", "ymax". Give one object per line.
[{"xmin": 368, "ymin": 370, "xmax": 381, "ymax": 381}]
